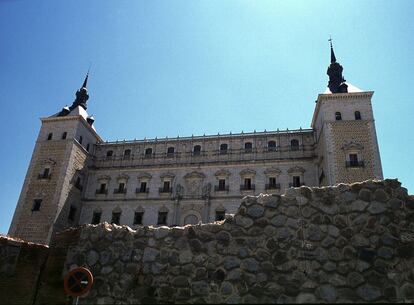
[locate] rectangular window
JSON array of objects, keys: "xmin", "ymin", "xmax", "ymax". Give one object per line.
[
  {"xmin": 47, "ymin": 133, "xmax": 53, "ymax": 140},
  {"xmin": 134, "ymin": 212, "xmax": 144, "ymax": 225},
  {"xmin": 215, "ymin": 210, "xmax": 225, "ymax": 221},
  {"xmin": 32, "ymin": 199, "xmax": 42, "ymax": 211},
  {"xmin": 86, "ymin": 144, "xmax": 90, "ymax": 152},
  {"xmin": 269, "ymin": 177, "xmax": 276, "ymax": 187},
  {"xmin": 92, "ymin": 212, "xmax": 101, "ymax": 224},
  {"xmin": 244, "ymin": 178, "xmax": 252, "ymax": 190},
  {"xmin": 163, "ymin": 181, "xmax": 170, "ymax": 192},
  {"xmin": 349, "ymin": 153, "xmax": 359, "ymax": 166},
  {"xmin": 42, "ymin": 168, "xmax": 50, "ymax": 179},
  {"xmin": 68, "ymin": 206, "xmax": 77, "ymax": 222},
  {"xmin": 119, "ymin": 183, "xmax": 125, "ymax": 192},
  {"xmin": 111, "ymin": 212, "xmax": 121, "ymax": 225},
  {"xmin": 99, "ymin": 183, "xmax": 107, "ymax": 193},
  {"xmin": 62, "ymin": 132, "xmax": 67, "ymax": 140},
  {"xmin": 140, "ymin": 182, "xmax": 147, "ymax": 193},
  {"xmin": 75, "ymin": 177, "xmax": 82, "ymax": 190},
  {"xmin": 293, "ymin": 176, "xmax": 301, "ymax": 187},
  {"xmin": 218, "ymin": 179, "xmax": 226, "ymax": 191},
  {"xmin": 157, "ymin": 212, "xmax": 168, "ymax": 225},
  {"xmin": 79, "ymin": 136, "xmax": 83, "ymax": 144}
]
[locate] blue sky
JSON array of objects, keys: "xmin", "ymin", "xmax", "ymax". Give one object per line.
[{"xmin": 0, "ymin": 0, "xmax": 413, "ymax": 234}]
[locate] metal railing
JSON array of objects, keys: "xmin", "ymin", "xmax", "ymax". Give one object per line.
[
  {"xmin": 95, "ymin": 189, "xmax": 108, "ymax": 195},
  {"xmin": 289, "ymin": 182, "xmax": 305, "ymax": 187},
  {"xmin": 136, "ymin": 188, "xmax": 149, "ymax": 193},
  {"xmin": 240, "ymin": 184, "xmax": 256, "ymax": 191},
  {"xmin": 214, "ymin": 185, "xmax": 229, "ymax": 192},
  {"xmin": 113, "ymin": 188, "xmax": 127, "ymax": 194},
  {"xmin": 345, "ymin": 161, "xmax": 365, "ymax": 168},
  {"xmin": 265, "ymin": 183, "xmax": 281, "ymax": 190},
  {"xmin": 159, "ymin": 187, "xmax": 173, "ymax": 193},
  {"xmin": 38, "ymin": 173, "xmax": 51, "ymax": 180}
]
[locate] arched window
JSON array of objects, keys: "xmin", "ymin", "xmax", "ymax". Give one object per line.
[
  {"xmin": 106, "ymin": 150, "xmax": 113, "ymax": 158},
  {"xmin": 244, "ymin": 142, "xmax": 252, "ymax": 153},
  {"xmin": 335, "ymin": 112, "xmax": 342, "ymax": 121},
  {"xmin": 124, "ymin": 149, "xmax": 131, "ymax": 158},
  {"xmin": 290, "ymin": 139, "xmax": 299, "ymax": 151},
  {"xmin": 355, "ymin": 111, "xmax": 361, "ymax": 120},
  {"xmin": 268, "ymin": 140, "xmax": 276, "ymax": 152},
  {"xmin": 220, "ymin": 143, "xmax": 228, "ymax": 154},
  {"xmin": 193, "ymin": 145, "xmax": 201, "ymax": 156},
  {"xmin": 145, "ymin": 148, "xmax": 153, "ymax": 158},
  {"xmin": 167, "ymin": 147, "xmax": 175, "ymax": 157},
  {"xmin": 61, "ymin": 132, "xmax": 67, "ymax": 140}
]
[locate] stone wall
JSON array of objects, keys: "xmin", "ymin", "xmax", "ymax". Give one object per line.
[
  {"xmin": 63, "ymin": 179, "xmax": 414, "ymax": 303},
  {"xmin": 2, "ymin": 179, "xmax": 414, "ymax": 304}
]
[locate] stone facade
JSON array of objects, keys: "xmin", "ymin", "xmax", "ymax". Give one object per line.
[
  {"xmin": 2, "ymin": 180, "xmax": 414, "ymax": 304},
  {"xmin": 8, "ymin": 47, "xmax": 384, "ymax": 244}
]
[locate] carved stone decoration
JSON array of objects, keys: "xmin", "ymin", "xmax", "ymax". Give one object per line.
[
  {"xmin": 202, "ymin": 183, "xmax": 212, "ymax": 199},
  {"xmin": 160, "ymin": 173, "xmax": 175, "ymax": 179},
  {"xmin": 175, "ymin": 184, "xmax": 184, "ymax": 199},
  {"xmin": 215, "ymin": 169, "xmax": 231, "ymax": 177},
  {"xmin": 264, "ymin": 167, "xmax": 282, "ymax": 176},
  {"xmin": 97, "ymin": 175, "xmax": 111, "ymax": 182},
  {"xmin": 239, "ymin": 169, "xmax": 256, "ymax": 177},
  {"xmin": 137, "ymin": 172, "xmax": 152, "ymax": 180},
  {"xmin": 187, "ymin": 181, "xmax": 201, "ymax": 198},
  {"xmin": 117, "ymin": 173, "xmax": 129, "ymax": 181},
  {"xmin": 342, "ymin": 141, "xmax": 364, "ymax": 151},
  {"xmin": 327, "ymin": 43, "xmax": 348, "ymax": 94},
  {"xmin": 287, "ymin": 166, "xmax": 306, "ymax": 174},
  {"xmin": 184, "ymin": 171, "xmax": 206, "ymax": 179}
]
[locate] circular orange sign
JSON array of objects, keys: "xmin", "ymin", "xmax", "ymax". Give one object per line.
[{"xmin": 64, "ymin": 267, "xmax": 94, "ymax": 297}]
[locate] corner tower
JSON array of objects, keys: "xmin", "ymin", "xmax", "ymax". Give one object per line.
[
  {"xmin": 8, "ymin": 74, "xmax": 102, "ymax": 244},
  {"xmin": 312, "ymin": 42, "xmax": 383, "ymax": 186}
]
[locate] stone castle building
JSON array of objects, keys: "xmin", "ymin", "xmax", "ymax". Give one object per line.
[{"xmin": 8, "ymin": 44, "xmax": 383, "ymax": 244}]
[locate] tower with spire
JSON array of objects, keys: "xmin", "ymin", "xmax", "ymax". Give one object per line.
[
  {"xmin": 311, "ymin": 40, "xmax": 383, "ymax": 185},
  {"xmin": 8, "ymin": 74, "xmax": 102, "ymax": 244}
]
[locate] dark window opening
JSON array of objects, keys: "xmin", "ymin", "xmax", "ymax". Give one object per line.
[
  {"xmin": 140, "ymin": 182, "xmax": 147, "ymax": 193},
  {"xmin": 269, "ymin": 177, "xmax": 276, "ymax": 187},
  {"xmin": 39, "ymin": 168, "xmax": 50, "ymax": 179},
  {"xmin": 244, "ymin": 178, "xmax": 252, "ymax": 190},
  {"xmin": 118, "ymin": 182, "xmax": 125, "ymax": 192},
  {"xmin": 215, "ymin": 210, "xmax": 225, "ymax": 221},
  {"xmin": 157, "ymin": 212, "xmax": 168, "ymax": 225},
  {"xmin": 68, "ymin": 206, "xmax": 77, "ymax": 222},
  {"xmin": 47, "ymin": 133, "xmax": 53, "ymax": 140},
  {"xmin": 193, "ymin": 145, "xmax": 201, "ymax": 156},
  {"xmin": 245, "ymin": 142, "xmax": 253, "ymax": 153},
  {"xmin": 79, "ymin": 136, "xmax": 83, "ymax": 144},
  {"xmin": 167, "ymin": 147, "xmax": 175, "ymax": 157},
  {"xmin": 98, "ymin": 183, "xmax": 107, "ymax": 194},
  {"xmin": 293, "ymin": 176, "xmax": 301, "ymax": 187},
  {"xmin": 355, "ymin": 111, "xmax": 361, "ymax": 120},
  {"xmin": 124, "ymin": 149, "xmax": 131, "ymax": 158},
  {"xmin": 32, "ymin": 199, "xmax": 42, "ymax": 211},
  {"xmin": 86, "ymin": 144, "xmax": 90, "ymax": 152},
  {"xmin": 349, "ymin": 153, "xmax": 360, "ymax": 167},
  {"xmin": 145, "ymin": 148, "xmax": 153, "ymax": 158},
  {"xmin": 290, "ymin": 139, "xmax": 299, "ymax": 151},
  {"xmin": 106, "ymin": 150, "xmax": 113, "ymax": 157},
  {"xmin": 92, "ymin": 212, "xmax": 101, "ymax": 224},
  {"xmin": 219, "ymin": 179, "xmax": 226, "ymax": 191},
  {"xmin": 134, "ymin": 212, "xmax": 144, "ymax": 225},
  {"xmin": 163, "ymin": 181, "xmax": 171, "ymax": 192},
  {"xmin": 268, "ymin": 140, "xmax": 276, "ymax": 152},
  {"xmin": 220, "ymin": 143, "xmax": 228, "ymax": 154},
  {"xmin": 335, "ymin": 112, "xmax": 342, "ymax": 121},
  {"xmin": 61, "ymin": 132, "xmax": 67, "ymax": 140},
  {"xmin": 111, "ymin": 212, "xmax": 121, "ymax": 225}
]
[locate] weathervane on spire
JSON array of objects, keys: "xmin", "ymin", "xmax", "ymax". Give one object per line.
[{"xmin": 326, "ymin": 37, "xmax": 347, "ymax": 93}]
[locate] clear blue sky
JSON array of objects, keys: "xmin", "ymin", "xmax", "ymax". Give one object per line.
[{"xmin": 1, "ymin": 0, "xmax": 413, "ymax": 234}]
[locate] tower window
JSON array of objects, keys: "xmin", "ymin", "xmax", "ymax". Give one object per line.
[
  {"xmin": 86, "ymin": 144, "xmax": 90, "ymax": 152},
  {"xmin": 215, "ymin": 210, "xmax": 225, "ymax": 221},
  {"xmin": 68, "ymin": 206, "xmax": 77, "ymax": 222},
  {"xmin": 47, "ymin": 133, "xmax": 53, "ymax": 141},
  {"xmin": 145, "ymin": 148, "xmax": 153, "ymax": 158},
  {"xmin": 79, "ymin": 136, "xmax": 83, "ymax": 144},
  {"xmin": 157, "ymin": 212, "xmax": 168, "ymax": 225},
  {"xmin": 355, "ymin": 111, "xmax": 361, "ymax": 120},
  {"xmin": 245, "ymin": 142, "xmax": 252, "ymax": 153},
  {"xmin": 111, "ymin": 211, "xmax": 121, "ymax": 225},
  {"xmin": 75, "ymin": 177, "xmax": 82, "ymax": 190},
  {"xmin": 268, "ymin": 140, "xmax": 276, "ymax": 152},
  {"xmin": 39, "ymin": 168, "xmax": 50, "ymax": 179},
  {"xmin": 167, "ymin": 147, "xmax": 175, "ymax": 157},
  {"xmin": 193, "ymin": 145, "xmax": 201, "ymax": 156},
  {"xmin": 92, "ymin": 212, "xmax": 101, "ymax": 224},
  {"xmin": 32, "ymin": 199, "xmax": 42, "ymax": 211},
  {"xmin": 290, "ymin": 139, "xmax": 299, "ymax": 151},
  {"xmin": 134, "ymin": 212, "xmax": 144, "ymax": 225},
  {"xmin": 335, "ymin": 112, "xmax": 342, "ymax": 121},
  {"xmin": 106, "ymin": 150, "xmax": 113, "ymax": 158},
  {"xmin": 220, "ymin": 143, "xmax": 228, "ymax": 154},
  {"xmin": 348, "ymin": 153, "xmax": 361, "ymax": 167},
  {"xmin": 62, "ymin": 132, "xmax": 67, "ymax": 140}
]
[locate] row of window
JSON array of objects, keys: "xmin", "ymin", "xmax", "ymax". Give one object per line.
[
  {"xmin": 91, "ymin": 209, "xmax": 226, "ymax": 226},
  {"xmin": 105, "ymin": 139, "xmax": 302, "ymax": 158},
  {"xmin": 46, "ymin": 132, "xmax": 90, "ymax": 151},
  {"xmin": 31, "ymin": 199, "xmax": 78, "ymax": 222},
  {"xmin": 335, "ymin": 111, "xmax": 362, "ymax": 121},
  {"xmin": 97, "ymin": 176, "xmax": 303, "ymax": 196}
]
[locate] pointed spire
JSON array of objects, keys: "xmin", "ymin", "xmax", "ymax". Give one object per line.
[
  {"xmin": 329, "ymin": 37, "xmax": 336, "ymax": 63},
  {"xmin": 82, "ymin": 70, "xmax": 89, "ymax": 88}
]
